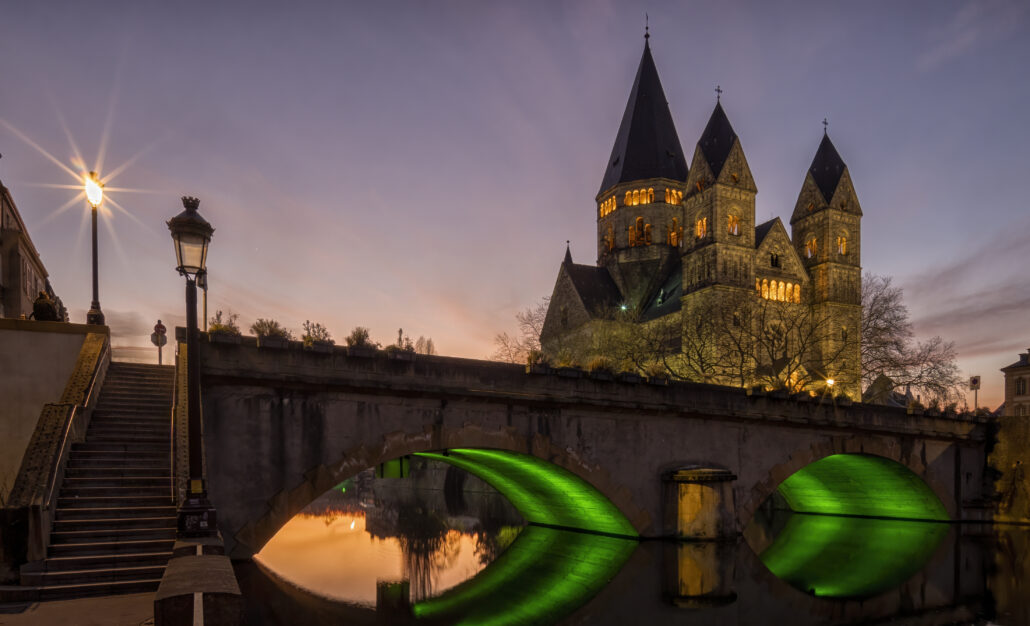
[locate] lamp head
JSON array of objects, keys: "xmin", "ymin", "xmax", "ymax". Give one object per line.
[
  {"xmin": 167, "ymin": 196, "xmax": 214, "ymax": 278},
  {"xmin": 84, "ymin": 171, "xmax": 104, "ymax": 209}
]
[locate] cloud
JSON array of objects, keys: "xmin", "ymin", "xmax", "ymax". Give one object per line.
[{"xmin": 916, "ymin": 0, "xmax": 1028, "ymax": 71}]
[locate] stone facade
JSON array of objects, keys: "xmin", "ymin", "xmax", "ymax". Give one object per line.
[
  {"xmin": 541, "ymin": 40, "xmax": 863, "ymax": 399},
  {"xmin": 0, "ymin": 181, "xmax": 65, "ymax": 320}
]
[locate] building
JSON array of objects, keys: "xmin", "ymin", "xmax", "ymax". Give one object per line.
[
  {"xmin": 540, "ymin": 36, "xmax": 862, "ymax": 399},
  {"xmin": 1002, "ymin": 349, "xmax": 1030, "ymax": 418},
  {"xmin": 0, "ymin": 180, "xmax": 66, "ymax": 320}
]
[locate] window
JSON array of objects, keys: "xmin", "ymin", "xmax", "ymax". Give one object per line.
[
  {"xmin": 695, "ymin": 217, "xmax": 708, "ymax": 239},
  {"xmin": 628, "ymin": 217, "xmax": 652, "ymax": 247},
  {"xmin": 728, "ymin": 215, "xmax": 740, "ymax": 236},
  {"xmin": 1018, "ymin": 377, "xmax": 1028, "ymax": 396},
  {"xmin": 624, "ymin": 187, "xmax": 654, "ymax": 207},
  {"xmin": 663, "ymin": 188, "xmax": 683, "ymax": 204},
  {"xmin": 599, "ymin": 196, "xmax": 616, "ymax": 218},
  {"xmin": 805, "ymin": 237, "xmax": 818, "ymax": 259},
  {"xmin": 841, "ymin": 327, "xmax": 848, "ymax": 341},
  {"xmin": 770, "ymin": 253, "xmax": 780, "ymax": 268},
  {"xmin": 793, "ymin": 283, "xmax": 801, "ymax": 303},
  {"xmin": 667, "ymin": 218, "xmax": 683, "ymax": 247},
  {"xmin": 837, "ymin": 235, "xmax": 848, "ymax": 255}
]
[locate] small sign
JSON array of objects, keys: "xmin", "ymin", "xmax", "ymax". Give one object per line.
[
  {"xmin": 154, "ymin": 321, "xmax": 167, "ymax": 335},
  {"xmin": 969, "ymin": 376, "xmax": 981, "ymax": 391},
  {"xmin": 151, "ymin": 332, "xmax": 167, "ymax": 347}
]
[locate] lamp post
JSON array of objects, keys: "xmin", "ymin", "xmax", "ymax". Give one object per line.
[
  {"xmin": 167, "ymin": 195, "xmax": 216, "ymax": 537},
  {"xmin": 197, "ymin": 270, "xmax": 208, "ymax": 332},
  {"xmin": 84, "ymin": 171, "xmax": 105, "ymax": 325}
]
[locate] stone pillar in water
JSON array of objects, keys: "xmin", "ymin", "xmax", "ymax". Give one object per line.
[{"xmin": 664, "ymin": 467, "xmax": 737, "ymax": 539}]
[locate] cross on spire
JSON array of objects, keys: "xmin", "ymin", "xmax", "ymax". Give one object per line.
[
  {"xmin": 822, "ymin": 117, "xmax": 828, "ymax": 135},
  {"xmin": 715, "ymin": 85, "xmax": 722, "ymax": 102},
  {"xmin": 645, "ymin": 13, "xmax": 649, "ymax": 40}
]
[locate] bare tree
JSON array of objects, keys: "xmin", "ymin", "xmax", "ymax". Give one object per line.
[
  {"xmin": 414, "ymin": 336, "xmax": 437, "ymax": 355},
  {"xmin": 491, "ymin": 297, "xmax": 549, "ymax": 363},
  {"xmin": 861, "ymin": 273, "xmax": 962, "ymax": 403}
]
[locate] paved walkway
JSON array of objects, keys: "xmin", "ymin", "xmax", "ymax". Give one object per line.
[{"xmin": 0, "ymin": 593, "xmax": 153, "ymax": 625}]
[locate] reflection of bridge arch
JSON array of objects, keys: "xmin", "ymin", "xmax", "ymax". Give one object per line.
[
  {"xmin": 738, "ymin": 437, "xmax": 957, "ymax": 528},
  {"xmin": 232, "ymin": 425, "xmax": 646, "ymax": 558}
]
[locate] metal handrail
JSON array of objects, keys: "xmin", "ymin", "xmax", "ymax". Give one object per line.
[{"xmin": 42, "ymin": 338, "xmax": 110, "ymax": 510}]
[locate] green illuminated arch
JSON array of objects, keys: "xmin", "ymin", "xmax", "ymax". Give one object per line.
[
  {"xmin": 775, "ymin": 454, "xmax": 948, "ymax": 521},
  {"xmin": 760, "ymin": 514, "xmax": 948, "ymax": 598},
  {"xmin": 414, "ymin": 449, "xmax": 637, "ymax": 537},
  {"xmin": 413, "ymin": 525, "xmax": 636, "ymax": 625}
]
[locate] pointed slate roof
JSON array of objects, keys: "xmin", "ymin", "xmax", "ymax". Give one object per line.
[
  {"xmin": 754, "ymin": 218, "xmax": 778, "ymax": 247},
  {"xmin": 598, "ymin": 40, "xmax": 688, "ymax": 195},
  {"xmin": 698, "ymin": 102, "xmax": 738, "ymax": 178},
  {"xmin": 565, "ymin": 263, "xmax": 622, "ymax": 315},
  {"xmin": 809, "ymin": 133, "xmax": 847, "ymax": 202}
]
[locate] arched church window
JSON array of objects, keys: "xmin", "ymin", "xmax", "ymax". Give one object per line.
[
  {"xmin": 643, "ymin": 223, "xmax": 652, "ymax": 245},
  {"xmin": 770, "ymin": 253, "xmax": 780, "ymax": 268},
  {"xmin": 648, "ymin": 188, "xmax": 655, "ymax": 203},
  {"xmin": 777, "ymin": 281, "xmax": 785, "ymax": 301},
  {"xmin": 841, "ymin": 326, "xmax": 848, "ymax": 341},
  {"xmin": 837, "ymin": 235, "xmax": 848, "ymax": 255},
  {"xmin": 695, "ymin": 217, "xmax": 708, "ymax": 239},
  {"xmin": 793, "ymin": 284, "xmax": 801, "ymax": 303},
  {"xmin": 805, "ymin": 237, "xmax": 818, "ymax": 259},
  {"xmin": 632, "ymin": 190, "xmax": 640, "ymax": 206},
  {"xmin": 756, "ymin": 278, "xmax": 761, "ymax": 293},
  {"xmin": 761, "ymin": 279, "xmax": 769, "ymax": 300},
  {"xmin": 728, "ymin": 214, "xmax": 740, "ymax": 236}
]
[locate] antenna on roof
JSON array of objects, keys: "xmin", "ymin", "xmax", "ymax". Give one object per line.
[{"xmin": 645, "ymin": 14, "xmax": 649, "ymax": 41}]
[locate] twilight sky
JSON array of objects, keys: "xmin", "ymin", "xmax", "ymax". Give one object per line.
[{"xmin": 1, "ymin": 1, "xmax": 1027, "ymax": 408}]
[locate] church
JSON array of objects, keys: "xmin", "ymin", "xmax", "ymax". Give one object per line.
[{"xmin": 540, "ymin": 34, "xmax": 863, "ymax": 399}]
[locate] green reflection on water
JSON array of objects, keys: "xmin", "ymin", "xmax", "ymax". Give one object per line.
[
  {"xmin": 777, "ymin": 454, "xmax": 949, "ymax": 521},
  {"xmin": 760, "ymin": 513, "xmax": 948, "ymax": 598},
  {"xmin": 412, "ymin": 525, "xmax": 637, "ymax": 625},
  {"xmin": 414, "ymin": 449, "xmax": 637, "ymax": 537}
]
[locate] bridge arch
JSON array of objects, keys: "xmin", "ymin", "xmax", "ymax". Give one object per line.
[
  {"xmin": 738, "ymin": 435, "xmax": 956, "ymax": 527},
  {"xmin": 230, "ymin": 424, "xmax": 649, "ymax": 558}
]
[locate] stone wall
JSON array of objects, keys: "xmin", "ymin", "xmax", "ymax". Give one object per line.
[{"xmin": 0, "ymin": 319, "xmax": 97, "ymax": 504}]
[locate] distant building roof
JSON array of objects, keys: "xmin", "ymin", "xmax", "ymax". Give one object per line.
[
  {"xmin": 598, "ymin": 39, "xmax": 688, "ymax": 195},
  {"xmin": 1002, "ymin": 351, "xmax": 1030, "ymax": 372}
]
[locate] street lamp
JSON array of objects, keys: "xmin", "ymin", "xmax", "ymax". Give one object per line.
[
  {"xmin": 167, "ymin": 195, "xmax": 216, "ymax": 537},
  {"xmin": 84, "ymin": 171, "xmax": 105, "ymax": 325}
]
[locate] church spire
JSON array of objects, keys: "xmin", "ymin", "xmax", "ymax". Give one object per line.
[
  {"xmin": 598, "ymin": 38, "xmax": 687, "ymax": 196},
  {"xmin": 697, "ymin": 100, "xmax": 738, "ymax": 178},
  {"xmin": 808, "ymin": 132, "xmax": 846, "ymax": 202}
]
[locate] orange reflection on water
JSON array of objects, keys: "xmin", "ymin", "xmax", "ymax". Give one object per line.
[{"xmin": 255, "ymin": 511, "xmax": 489, "ymax": 606}]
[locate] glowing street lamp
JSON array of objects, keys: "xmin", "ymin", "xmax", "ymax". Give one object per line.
[
  {"xmin": 826, "ymin": 378, "xmax": 836, "ymax": 388},
  {"xmin": 84, "ymin": 171, "xmax": 105, "ymax": 325},
  {"xmin": 167, "ymin": 196, "xmax": 217, "ymax": 537}
]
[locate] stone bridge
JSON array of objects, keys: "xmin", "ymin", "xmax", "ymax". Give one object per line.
[{"xmin": 190, "ymin": 337, "xmax": 990, "ymax": 559}]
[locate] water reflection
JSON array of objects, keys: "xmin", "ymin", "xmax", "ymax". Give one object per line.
[{"xmin": 757, "ymin": 512, "xmax": 948, "ymax": 598}]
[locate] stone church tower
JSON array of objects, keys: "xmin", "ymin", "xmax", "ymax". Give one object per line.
[{"xmin": 540, "ymin": 36, "xmax": 863, "ymax": 398}]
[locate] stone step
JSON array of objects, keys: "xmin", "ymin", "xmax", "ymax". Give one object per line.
[
  {"xmin": 39, "ymin": 551, "xmax": 172, "ymax": 572},
  {"xmin": 72, "ymin": 443, "xmax": 170, "ymax": 454},
  {"xmin": 83, "ymin": 432, "xmax": 169, "ymax": 444},
  {"xmin": 53, "ymin": 516, "xmax": 176, "ymax": 533},
  {"xmin": 37, "ymin": 578, "xmax": 162, "ymax": 600},
  {"xmin": 62, "ymin": 476, "xmax": 172, "ymax": 488},
  {"xmin": 68, "ymin": 449, "xmax": 168, "ymax": 461},
  {"xmin": 97, "ymin": 391, "xmax": 172, "ymax": 401},
  {"xmin": 55, "ymin": 506, "xmax": 177, "ymax": 520},
  {"xmin": 65, "ymin": 467, "xmax": 170, "ymax": 478},
  {"xmin": 59, "ymin": 485, "xmax": 170, "ymax": 498},
  {"xmin": 23, "ymin": 564, "xmax": 166, "ymax": 588},
  {"xmin": 50, "ymin": 527, "xmax": 176, "ymax": 545},
  {"xmin": 87, "ymin": 421, "xmax": 170, "ymax": 431},
  {"xmin": 67, "ymin": 459, "xmax": 168, "ymax": 471},
  {"xmin": 92, "ymin": 407, "xmax": 170, "ymax": 418},
  {"xmin": 57, "ymin": 496, "xmax": 173, "ymax": 509}
]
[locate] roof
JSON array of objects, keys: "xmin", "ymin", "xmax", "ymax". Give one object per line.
[
  {"xmin": 563, "ymin": 259, "xmax": 622, "ymax": 315},
  {"xmin": 754, "ymin": 218, "xmax": 778, "ymax": 247},
  {"xmin": 640, "ymin": 262, "xmax": 682, "ymax": 322},
  {"xmin": 808, "ymin": 133, "xmax": 847, "ymax": 202},
  {"xmin": 1002, "ymin": 352, "xmax": 1030, "ymax": 371},
  {"xmin": 598, "ymin": 40, "xmax": 688, "ymax": 195},
  {"xmin": 698, "ymin": 102, "xmax": 738, "ymax": 178}
]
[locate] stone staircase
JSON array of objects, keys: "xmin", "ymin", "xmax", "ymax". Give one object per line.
[{"xmin": 21, "ymin": 362, "xmax": 176, "ymax": 599}]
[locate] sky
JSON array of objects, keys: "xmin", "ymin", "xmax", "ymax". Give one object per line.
[{"xmin": 0, "ymin": 1, "xmax": 1027, "ymax": 409}]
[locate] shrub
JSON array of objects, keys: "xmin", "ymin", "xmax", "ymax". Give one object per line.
[
  {"xmin": 250, "ymin": 318, "xmax": 292, "ymax": 340},
  {"xmin": 586, "ymin": 356, "xmax": 615, "ymax": 374},
  {"xmin": 644, "ymin": 362, "xmax": 667, "ymax": 379},
  {"xmin": 302, "ymin": 320, "xmax": 334, "ymax": 347},
  {"xmin": 345, "ymin": 326, "xmax": 379, "ymax": 349},
  {"xmin": 526, "ymin": 349, "xmax": 550, "ymax": 367},
  {"xmin": 208, "ymin": 310, "xmax": 241, "ymax": 335},
  {"xmin": 554, "ymin": 349, "xmax": 579, "ymax": 369}
]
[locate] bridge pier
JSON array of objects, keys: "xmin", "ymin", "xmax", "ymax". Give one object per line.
[{"xmin": 664, "ymin": 467, "xmax": 738, "ymax": 540}]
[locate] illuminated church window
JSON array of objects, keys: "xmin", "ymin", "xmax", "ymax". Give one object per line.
[
  {"xmin": 777, "ymin": 281, "xmax": 785, "ymax": 301},
  {"xmin": 728, "ymin": 214, "xmax": 740, "ymax": 236},
  {"xmin": 628, "ymin": 217, "xmax": 652, "ymax": 247},
  {"xmin": 805, "ymin": 237, "xmax": 818, "ymax": 258},
  {"xmin": 695, "ymin": 217, "xmax": 708, "ymax": 239},
  {"xmin": 599, "ymin": 197, "xmax": 617, "ymax": 218},
  {"xmin": 761, "ymin": 279, "xmax": 769, "ymax": 299},
  {"xmin": 837, "ymin": 235, "xmax": 848, "ymax": 255},
  {"xmin": 624, "ymin": 187, "xmax": 654, "ymax": 207},
  {"xmin": 793, "ymin": 284, "xmax": 801, "ymax": 303},
  {"xmin": 667, "ymin": 218, "xmax": 683, "ymax": 247},
  {"xmin": 663, "ymin": 188, "xmax": 683, "ymax": 204}
]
